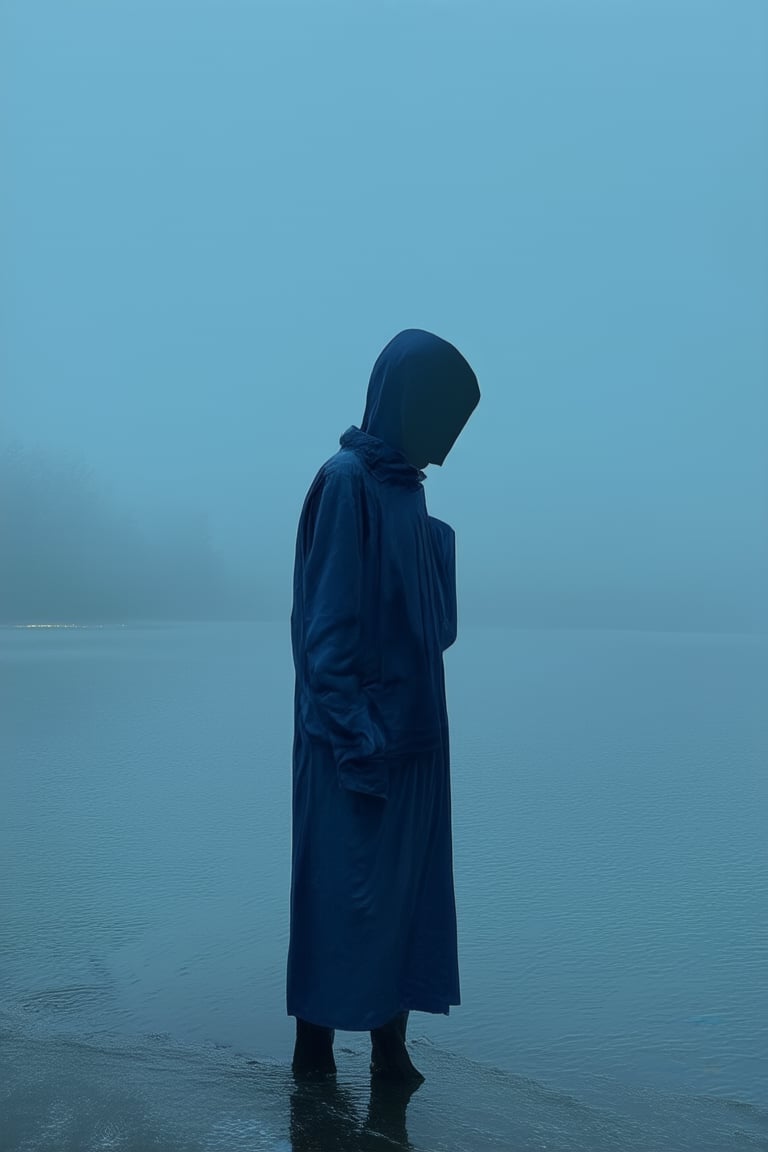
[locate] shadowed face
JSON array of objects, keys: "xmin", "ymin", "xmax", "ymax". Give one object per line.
[
  {"xmin": 361, "ymin": 329, "xmax": 480, "ymax": 469},
  {"xmin": 400, "ymin": 372, "xmax": 480, "ymax": 468}
]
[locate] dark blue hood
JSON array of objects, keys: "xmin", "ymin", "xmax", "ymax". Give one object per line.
[{"xmin": 360, "ymin": 329, "xmax": 478, "ymax": 457}]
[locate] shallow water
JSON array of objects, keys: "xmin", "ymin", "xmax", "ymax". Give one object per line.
[
  {"xmin": 3, "ymin": 1010, "xmax": 768, "ymax": 1152},
  {"xmin": 1, "ymin": 622, "xmax": 767, "ymax": 1150}
]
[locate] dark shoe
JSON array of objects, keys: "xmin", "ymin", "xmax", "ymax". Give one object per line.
[
  {"xmin": 370, "ymin": 1012, "xmax": 425, "ymax": 1084},
  {"xmin": 292, "ymin": 1018, "xmax": 337, "ymax": 1078}
]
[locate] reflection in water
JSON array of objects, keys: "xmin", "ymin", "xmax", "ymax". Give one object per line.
[{"xmin": 289, "ymin": 1073, "xmax": 421, "ymax": 1151}]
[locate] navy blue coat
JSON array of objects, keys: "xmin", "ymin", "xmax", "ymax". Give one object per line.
[{"xmin": 287, "ymin": 334, "xmax": 473, "ymax": 1032}]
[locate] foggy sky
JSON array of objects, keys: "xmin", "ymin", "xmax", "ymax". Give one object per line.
[{"xmin": 2, "ymin": 0, "xmax": 766, "ymax": 630}]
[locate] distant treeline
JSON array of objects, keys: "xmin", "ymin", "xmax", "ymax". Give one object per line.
[{"xmin": 0, "ymin": 439, "xmax": 252, "ymax": 623}]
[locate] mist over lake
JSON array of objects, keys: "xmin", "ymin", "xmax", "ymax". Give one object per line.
[{"xmin": 2, "ymin": 0, "xmax": 766, "ymax": 1147}]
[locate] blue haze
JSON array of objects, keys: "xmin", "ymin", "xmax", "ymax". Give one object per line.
[
  {"xmin": 2, "ymin": 3, "xmax": 767, "ymax": 1148},
  {"xmin": 1, "ymin": 0, "xmax": 766, "ymax": 631}
]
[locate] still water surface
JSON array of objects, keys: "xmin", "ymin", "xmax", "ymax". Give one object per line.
[{"xmin": 1, "ymin": 622, "xmax": 766, "ymax": 1150}]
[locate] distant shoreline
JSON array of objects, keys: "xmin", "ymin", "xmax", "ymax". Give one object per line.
[{"xmin": 1, "ymin": 619, "xmax": 765, "ymax": 639}]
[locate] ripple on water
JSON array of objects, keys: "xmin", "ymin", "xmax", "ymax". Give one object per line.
[{"xmin": 1, "ymin": 1013, "xmax": 767, "ymax": 1152}]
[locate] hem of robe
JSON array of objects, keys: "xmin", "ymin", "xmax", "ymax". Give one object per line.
[{"xmin": 287, "ymin": 997, "xmax": 460, "ymax": 1033}]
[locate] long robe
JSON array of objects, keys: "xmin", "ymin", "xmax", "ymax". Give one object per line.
[{"xmin": 287, "ymin": 424, "xmax": 461, "ymax": 1032}]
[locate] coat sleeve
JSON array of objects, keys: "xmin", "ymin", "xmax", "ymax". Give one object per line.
[
  {"xmin": 428, "ymin": 516, "xmax": 458, "ymax": 651},
  {"xmin": 300, "ymin": 467, "xmax": 389, "ymax": 799}
]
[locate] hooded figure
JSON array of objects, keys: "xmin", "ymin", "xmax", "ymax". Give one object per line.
[{"xmin": 288, "ymin": 329, "xmax": 480, "ymax": 1081}]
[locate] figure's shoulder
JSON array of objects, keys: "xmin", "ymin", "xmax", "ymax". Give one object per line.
[
  {"xmin": 311, "ymin": 448, "xmax": 368, "ymax": 494},
  {"xmin": 297, "ymin": 449, "xmax": 373, "ymax": 546},
  {"xmin": 300, "ymin": 449, "xmax": 368, "ymax": 518},
  {"xmin": 320, "ymin": 447, "xmax": 367, "ymax": 481}
]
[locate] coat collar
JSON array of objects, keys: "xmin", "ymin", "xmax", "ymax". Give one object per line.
[{"xmin": 339, "ymin": 426, "xmax": 426, "ymax": 488}]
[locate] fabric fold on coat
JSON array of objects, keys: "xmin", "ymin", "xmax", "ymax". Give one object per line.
[{"xmin": 299, "ymin": 459, "xmax": 389, "ymax": 798}]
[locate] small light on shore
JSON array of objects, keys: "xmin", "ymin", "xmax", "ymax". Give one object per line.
[{"xmin": 17, "ymin": 623, "xmax": 83, "ymax": 630}]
